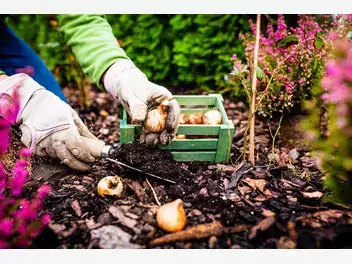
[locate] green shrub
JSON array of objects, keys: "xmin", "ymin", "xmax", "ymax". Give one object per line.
[
  {"xmin": 170, "ymin": 15, "xmax": 249, "ymax": 90},
  {"xmin": 6, "ymin": 14, "xmax": 250, "ymax": 92},
  {"xmin": 106, "ymin": 15, "xmax": 174, "ymax": 85}
]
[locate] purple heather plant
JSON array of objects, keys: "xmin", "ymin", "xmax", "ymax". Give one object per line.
[
  {"xmin": 0, "ymin": 81, "xmax": 51, "ymax": 249},
  {"xmin": 230, "ymin": 15, "xmax": 329, "ymax": 117}
]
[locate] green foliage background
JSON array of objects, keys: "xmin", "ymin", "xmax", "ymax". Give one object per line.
[{"xmin": 5, "ymin": 14, "xmax": 250, "ymax": 92}]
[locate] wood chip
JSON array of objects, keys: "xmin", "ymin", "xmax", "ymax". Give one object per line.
[
  {"xmin": 108, "ymin": 206, "xmax": 137, "ymax": 230},
  {"xmin": 61, "ymin": 225, "xmax": 77, "ymax": 238},
  {"xmin": 71, "ymin": 200, "xmax": 82, "ymax": 217},
  {"xmin": 90, "ymin": 225, "xmax": 141, "ymax": 249},
  {"xmin": 125, "ymin": 180, "xmax": 149, "ymax": 203},
  {"xmin": 249, "ymin": 217, "xmax": 276, "ymax": 239},
  {"xmin": 48, "ymin": 223, "xmax": 66, "ymax": 234},
  {"xmin": 301, "ymin": 191, "xmax": 323, "ymax": 199},
  {"xmin": 296, "ymin": 210, "xmax": 344, "ymax": 228},
  {"xmin": 82, "ymin": 176, "xmax": 94, "ymax": 184},
  {"xmin": 276, "ymin": 236, "xmax": 296, "ymax": 249},
  {"xmin": 262, "ymin": 208, "xmax": 276, "ymax": 217},
  {"xmin": 86, "ymin": 219, "xmax": 103, "ymax": 230},
  {"xmin": 62, "ymin": 184, "xmax": 87, "ymax": 192}
]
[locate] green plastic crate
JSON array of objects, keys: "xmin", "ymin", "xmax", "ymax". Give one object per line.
[{"xmin": 119, "ymin": 94, "xmax": 234, "ymax": 162}]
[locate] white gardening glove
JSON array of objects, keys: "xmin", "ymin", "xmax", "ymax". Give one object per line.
[
  {"xmin": 103, "ymin": 59, "xmax": 180, "ymax": 145},
  {"xmin": 0, "ymin": 74, "xmax": 105, "ymax": 172}
]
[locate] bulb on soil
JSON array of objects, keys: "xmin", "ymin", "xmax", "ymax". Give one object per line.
[
  {"xmin": 144, "ymin": 99, "xmax": 170, "ymax": 133},
  {"xmin": 97, "ymin": 176, "xmax": 124, "ymax": 198},
  {"xmin": 202, "ymin": 110, "xmax": 222, "ymax": 125},
  {"xmin": 156, "ymin": 199, "xmax": 186, "ymax": 232}
]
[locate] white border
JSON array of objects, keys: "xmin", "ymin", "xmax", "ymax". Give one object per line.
[
  {"xmin": 2, "ymin": 0, "xmax": 352, "ymax": 14},
  {"xmin": 0, "ymin": 249, "xmax": 352, "ymax": 262}
]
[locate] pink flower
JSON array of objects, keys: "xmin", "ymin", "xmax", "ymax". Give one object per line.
[
  {"xmin": 20, "ymin": 148, "xmax": 32, "ymax": 158},
  {"xmin": 42, "ymin": 213, "xmax": 51, "ymax": 225},
  {"xmin": 326, "ymin": 62, "xmax": 340, "ymax": 76},
  {"xmin": 0, "ymin": 218, "xmax": 13, "ymax": 236},
  {"xmin": 0, "ymin": 241, "xmax": 9, "ymax": 249},
  {"xmin": 35, "ymin": 184, "xmax": 51, "ymax": 202},
  {"xmin": 328, "ymin": 32, "xmax": 338, "ymax": 40},
  {"xmin": 0, "ymin": 76, "xmax": 51, "ymax": 248}
]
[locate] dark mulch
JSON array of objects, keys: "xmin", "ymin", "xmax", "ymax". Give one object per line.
[{"xmin": 11, "ymin": 85, "xmax": 352, "ymax": 249}]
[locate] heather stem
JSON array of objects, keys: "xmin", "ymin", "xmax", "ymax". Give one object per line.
[{"xmin": 249, "ymin": 14, "xmax": 261, "ymax": 166}]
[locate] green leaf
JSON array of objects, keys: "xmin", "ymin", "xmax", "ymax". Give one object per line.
[
  {"xmin": 277, "ymin": 35, "xmax": 299, "ymax": 48},
  {"xmin": 256, "ymin": 66, "xmax": 265, "ymax": 80},
  {"xmin": 315, "ymin": 36, "xmax": 324, "ymax": 49}
]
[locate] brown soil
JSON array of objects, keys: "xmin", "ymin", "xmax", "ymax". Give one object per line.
[{"xmin": 6, "ymin": 86, "xmax": 352, "ymax": 249}]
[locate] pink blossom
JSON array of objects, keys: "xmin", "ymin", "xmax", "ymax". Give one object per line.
[
  {"xmin": 35, "ymin": 184, "xmax": 51, "ymax": 202},
  {"xmin": 0, "ymin": 79, "xmax": 51, "ymax": 247},
  {"xmin": 20, "ymin": 148, "xmax": 32, "ymax": 158},
  {"xmin": 0, "ymin": 218, "xmax": 13, "ymax": 236}
]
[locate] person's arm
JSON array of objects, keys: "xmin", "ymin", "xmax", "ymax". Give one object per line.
[
  {"xmin": 57, "ymin": 14, "xmax": 180, "ymax": 145},
  {"xmin": 57, "ymin": 14, "xmax": 130, "ymax": 88}
]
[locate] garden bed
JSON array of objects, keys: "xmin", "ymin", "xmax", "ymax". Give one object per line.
[{"xmin": 18, "ymin": 86, "xmax": 352, "ymax": 249}]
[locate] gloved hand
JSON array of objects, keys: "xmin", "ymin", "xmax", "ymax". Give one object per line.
[
  {"xmin": 103, "ymin": 59, "xmax": 180, "ymax": 145},
  {"xmin": 0, "ymin": 74, "xmax": 105, "ymax": 172}
]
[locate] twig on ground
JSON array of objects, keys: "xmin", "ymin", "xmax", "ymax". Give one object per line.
[
  {"xmin": 268, "ymin": 115, "xmax": 284, "ymax": 166},
  {"xmin": 145, "ymin": 178, "xmax": 161, "ymax": 206},
  {"xmin": 149, "ymin": 221, "xmax": 251, "ymax": 246}
]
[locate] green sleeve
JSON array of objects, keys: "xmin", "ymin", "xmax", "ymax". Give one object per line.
[{"xmin": 57, "ymin": 14, "xmax": 131, "ymax": 89}]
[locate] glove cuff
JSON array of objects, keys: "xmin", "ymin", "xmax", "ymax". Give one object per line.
[
  {"xmin": 0, "ymin": 74, "xmax": 45, "ymax": 124},
  {"xmin": 103, "ymin": 59, "xmax": 148, "ymax": 98}
]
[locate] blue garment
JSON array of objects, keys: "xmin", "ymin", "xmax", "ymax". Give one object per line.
[{"xmin": 0, "ymin": 23, "xmax": 67, "ymax": 102}]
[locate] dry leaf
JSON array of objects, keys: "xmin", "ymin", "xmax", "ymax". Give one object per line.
[
  {"xmin": 288, "ymin": 148, "xmax": 300, "ymax": 162},
  {"xmin": 249, "ymin": 217, "xmax": 276, "ymax": 239},
  {"xmin": 242, "ymin": 178, "xmax": 266, "ymax": 192},
  {"xmin": 242, "ymin": 178, "xmax": 272, "ymax": 196},
  {"xmin": 301, "ymin": 191, "xmax": 323, "ymax": 199},
  {"xmin": 280, "ymin": 152, "xmax": 289, "ymax": 164},
  {"xmin": 254, "ymin": 195, "xmax": 268, "ymax": 202},
  {"xmin": 238, "ymin": 186, "xmax": 252, "ymax": 196}
]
